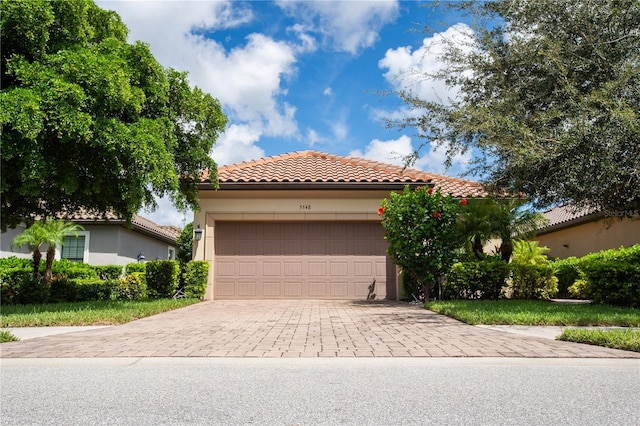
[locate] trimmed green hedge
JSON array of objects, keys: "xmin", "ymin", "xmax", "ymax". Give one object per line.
[
  {"xmin": 581, "ymin": 261, "xmax": 640, "ymax": 308},
  {"xmin": 145, "ymin": 260, "xmax": 180, "ymax": 298},
  {"xmin": 510, "ymin": 264, "xmax": 558, "ymax": 300},
  {"xmin": 93, "ymin": 265, "xmax": 123, "ymax": 280},
  {"xmin": 445, "ymin": 259, "xmax": 509, "ymax": 300},
  {"xmin": 182, "ymin": 261, "xmax": 209, "ymax": 299}
]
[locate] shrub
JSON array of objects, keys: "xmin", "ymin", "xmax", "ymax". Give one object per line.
[
  {"xmin": 145, "ymin": 260, "xmax": 179, "ymax": 298},
  {"xmin": 182, "ymin": 261, "xmax": 209, "ymax": 299},
  {"xmin": 0, "ymin": 256, "xmax": 33, "ymax": 270},
  {"xmin": 580, "ymin": 261, "xmax": 640, "ymax": 308},
  {"xmin": 0, "ymin": 267, "xmax": 30, "ymax": 305},
  {"xmin": 510, "ymin": 264, "xmax": 558, "ymax": 300},
  {"xmin": 93, "ymin": 265, "xmax": 123, "ymax": 280},
  {"xmin": 49, "ymin": 275, "xmax": 78, "ymax": 303},
  {"xmin": 445, "ymin": 259, "xmax": 510, "ymax": 300},
  {"xmin": 553, "ymin": 257, "xmax": 581, "ymax": 298},
  {"xmin": 568, "ymin": 279, "xmax": 590, "ymax": 299},
  {"xmin": 75, "ymin": 278, "xmax": 114, "ymax": 301},
  {"xmin": 125, "ymin": 262, "xmax": 146, "ymax": 275},
  {"xmin": 112, "ymin": 273, "xmax": 147, "ymax": 301},
  {"xmin": 51, "ymin": 259, "xmax": 97, "ymax": 280}
]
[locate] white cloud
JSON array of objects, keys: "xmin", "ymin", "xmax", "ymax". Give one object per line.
[
  {"xmin": 379, "ymin": 23, "xmax": 474, "ymax": 103},
  {"xmin": 276, "ymin": 0, "xmax": 399, "ymax": 54},
  {"xmin": 323, "ymin": 87, "xmax": 333, "ymax": 96},
  {"xmin": 98, "ymin": 0, "xmax": 301, "ymax": 147},
  {"xmin": 211, "ymin": 124, "xmax": 266, "ymax": 166},
  {"xmin": 351, "ymin": 135, "xmax": 471, "ymax": 175}
]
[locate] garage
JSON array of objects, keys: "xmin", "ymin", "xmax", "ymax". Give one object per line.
[
  {"xmin": 195, "ymin": 150, "xmax": 486, "ymax": 300},
  {"xmin": 213, "ymin": 221, "xmax": 394, "ymax": 299}
]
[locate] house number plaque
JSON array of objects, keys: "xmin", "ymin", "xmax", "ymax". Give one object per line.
[{"xmin": 299, "ymin": 204, "xmax": 311, "ymax": 210}]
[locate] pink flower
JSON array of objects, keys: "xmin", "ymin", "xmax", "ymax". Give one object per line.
[
  {"xmin": 460, "ymin": 198, "xmax": 467, "ymax": 206},
  {"xmin": 378, "ymin": 207, "xmax": 385, "ymax": 216},
  {"xmin": 433, "ymin": 211, "xmax": 441, "ymax": 218}
]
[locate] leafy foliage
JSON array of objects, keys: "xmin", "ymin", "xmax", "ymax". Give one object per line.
[
  {"xmin": 380, "ymin": 185, "xmax": 465, "ymax": 300},
  {"xmin": 145, "ymin": 260, "xmax": 179, "ymax": 298},
  {"xmin": 445, "ymin": 258, "xmax": 510, "ymax": 300},
  {"xmin": 391, "ymin": 0, "xmax": 640, "ymax": 212},
  {"xmin": 509, "ymin": 240, "xmax": 558, "ymax": 300},
  {"xmin": 182, "ymin": 260, "xmax": 209, "ymax": 299},
  {"xmin": 112, "ymin": 273, "xmax": 147, "ymax": 301},
  {"xmin": 0, "ymin": 0, "xmax": 227, "ymax": 230},
  {"xmin": 176, "ymin": 222, "xmax": 194, "ymax": 263},
  {"xmin": 93, "ymin": 265, "xmax": 123, "ymax": 280}
]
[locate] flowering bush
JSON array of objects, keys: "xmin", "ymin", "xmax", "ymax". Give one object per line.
[{"xmin": 380, "ymin": 185, "xmax": 465, "ymax": 301}]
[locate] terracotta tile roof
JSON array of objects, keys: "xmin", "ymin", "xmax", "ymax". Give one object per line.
[
  {"xmin": 207, "ymin": 151, "xmax": 486, "ymax": 197},
  {"xmin": 538, "ymin": 204, "xmax": 601, "ymax": 233},
  {"xmin": 65, "ymin": 212, "xmax": 180, "ymax": 243}
]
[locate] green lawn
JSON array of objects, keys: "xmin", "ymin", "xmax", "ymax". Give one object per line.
[
  {"xmin": 425, "ymin": 299, "xmax": 640, "ymax": 326},
  {"xmin": 558, "ymin": 328, "xmax": 640, "ymax": 353},
  {"xmin": 0, "ymin": 298, "xmax": 200, "ymax": 328},
  {"xmin": 426, "ymin": 299, "xmax": 640, "ymax": 352}
]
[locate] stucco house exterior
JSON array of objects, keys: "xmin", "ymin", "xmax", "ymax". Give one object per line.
[
  {"xmin": 536, "ymin": 204, "xmax": 640, "ymax": 259},
  {"xmin": 193, "ymin": 151, "xmax": 486, "ymax": 301},
  {"xmin": 1, "ymin": 213, "xmax": 180, "ymax": 266}
]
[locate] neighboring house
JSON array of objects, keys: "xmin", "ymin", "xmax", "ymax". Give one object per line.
[
  {"xmin": 1, "ymin": 213, "xmax": 180, "ymax": 266},
  {"xmin": 536, "ymin": 204, "xmax": 640, "ymax": 259},
  {"xmin": 193, "ymin": 150, "xmax": 486, "ymax": 301}
]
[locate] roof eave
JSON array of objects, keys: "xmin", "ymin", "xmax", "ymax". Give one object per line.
[
  {"xmin": 200, "ymin": 181, "xmax": 434, "ymax": 191},
  {"xmin": 536, "ymin": 212, "xmax": 604, "ymax": 235}
]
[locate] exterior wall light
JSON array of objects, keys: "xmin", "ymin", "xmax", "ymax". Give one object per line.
[
  {"xmin": 137, "ymin": 252, "xmax": 146, "ymax": 262},
  {"xmin": 194, "ymin": 224, "xmax": 203, "ymax": 241}
]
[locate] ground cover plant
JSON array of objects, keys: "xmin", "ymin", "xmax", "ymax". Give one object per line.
[
  {"xmin": 557, "ymin": 329, "xmax": 640, "ymax": 353},
  {"xmin": 425, "ymin": 300, "xmax": 640, "ymax": 327},
  {"xmin": 0, "ymin": 298, "xmax": 199, "ymax": 327},
  {"xmin": 0, "ymin": 329, "xmax": 19, "ymax": 343}
]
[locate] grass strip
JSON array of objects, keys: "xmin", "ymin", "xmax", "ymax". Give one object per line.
[
  {"xmin": 0, "ymin": 330, "xmax": 20, "ymax": 343},
  {"xmin": 0, "ymin": 298, "xmax": 200, "ymax": 327},
  {"xmin": 558, "ymin": 329, "xmax": 640, "ymax": 353},
  {"xmin": 425, "ymin": 300, "xmax": 640, "ymax": 327}
]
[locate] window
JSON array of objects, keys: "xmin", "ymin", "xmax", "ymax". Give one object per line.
[
  {"xmin": 168, "ymin": 247, "xmax": 176, "ymax": 260},
  {"xmin": 59, "ymin": 231, "xmax": 90, "ymax": 263}
]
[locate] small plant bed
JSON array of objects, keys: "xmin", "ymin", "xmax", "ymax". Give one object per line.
[
  {"xmin": 558, "ymin": 329, "xmax": 640, "ymax": 353},
  {"xmin": 425, "ymin": 300, "xmax": 640, "ymax": 327},
  {"xmin": 0, "ymin": 330, "xmax": 20, "ymax": 343},
  {"xmin": 0, "ymin": 298, "xmax": 200, "ymax": 328}
]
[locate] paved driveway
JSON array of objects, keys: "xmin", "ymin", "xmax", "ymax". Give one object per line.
[{"xmin": 1, "ymin": 300, "xmax": 638, "ymax": 358}]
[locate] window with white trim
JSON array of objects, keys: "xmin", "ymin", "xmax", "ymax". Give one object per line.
[
  {"xmin": 168, "ymin": 247, "xmax": 176, "ymax": 260},
  {"xmin": 59, "ymin": 231, "xmax": 90, "ymax": 263}
]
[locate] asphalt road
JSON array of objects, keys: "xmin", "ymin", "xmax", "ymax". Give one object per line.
[{"xmin": 1, "ymin": 358, "xmax": 639, "ymax": 425}]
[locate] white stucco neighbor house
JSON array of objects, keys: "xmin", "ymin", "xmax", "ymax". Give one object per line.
[
  {"xmin": 193, "ymin": 151, "xmax": 486, "ymax": 301},
  {"xmin": 1, "ymin": 213, "xmax": 180, "ymax": 266}
]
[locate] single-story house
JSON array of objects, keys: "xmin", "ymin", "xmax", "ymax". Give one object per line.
[
  {"xmin": 1, "ymin": 213, "xmax": 180, "ymax": 266},
  {"xmin": 193, "ymin": 150, "xmax": 486, "ymax": 300},
  {"xmin": 536, "ymin": 204, "xmax": 640, "ymax": 259}
]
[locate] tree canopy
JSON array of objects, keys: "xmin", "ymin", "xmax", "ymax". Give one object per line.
[
  {"xmin": 393, "ymin": 0, "xmax": 639, "ymax": 212},
  {"xmin": 0, "ymin": 0, "xmax": 227, "ymax": 231}
]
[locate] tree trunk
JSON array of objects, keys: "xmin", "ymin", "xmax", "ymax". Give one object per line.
[
  {"xmin": 472, "ymin": 234, "xmax": 484, "ymax": 259},
  {"xmin": 500, "ymin": 239, "xmax": 513, "ymax": 262},
  {"xmin": 44, "ymin": 247, "xmax": 55, "ymax": 284},
  {"xmin": 32, "ymin": 250, "xmax": 42, "ymax": 280}
]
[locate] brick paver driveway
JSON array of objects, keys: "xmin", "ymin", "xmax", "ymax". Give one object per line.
[{"xmin": 1, "ymin": 300, "xmax": 638, "ymax": 358}]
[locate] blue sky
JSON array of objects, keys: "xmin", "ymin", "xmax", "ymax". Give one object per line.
[{"xmin": 98, "ymin": 1, "xmax": 478, "ymax": 227}]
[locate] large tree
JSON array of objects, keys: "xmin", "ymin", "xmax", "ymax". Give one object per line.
[
  {"xmin": 0, "ymin": 0, "xmax": 227, "ymax": 231},
  {"xmin": 393, "ymin": 0, "xmax": 639, "ymax": 212}
]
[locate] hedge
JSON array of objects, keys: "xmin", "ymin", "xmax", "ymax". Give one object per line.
[
  {"xmin": 145, "ymin": 260, "xmax": 180, "ymax": 298},
  {"xmin": 581, "ymin": 261, "xmax": 640, "ymax": 308},
  {"xmin": 445, "ymin": 259, "xmax": 509, "ymax": 300},
  {"xmin": 510, "ymin": 264, "xmax": 558, "ymax": 300},
  {"xmin": 182, "ymin": 261, "xmax": 209, "ymax": 299}
]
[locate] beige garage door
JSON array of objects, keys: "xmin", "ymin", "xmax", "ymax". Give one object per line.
[{"xmin": 214, "ymin": 222, "xmax": 394, "ymax": 299}]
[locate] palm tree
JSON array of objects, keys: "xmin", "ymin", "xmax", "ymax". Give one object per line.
[
  {"xmin": 490, "ymin": 200, "xmax": 548, "ymax": 262},
  {"xmin": 457, "ymin": 198, "xmax": 548, "ymax": 262},
  {"xmin": 40, "ymin": 220, "xmax": 84, "ymax": 284},
  {"xmin": 11, "ymin": 223, "xmax": 47, "ymax": 280}
]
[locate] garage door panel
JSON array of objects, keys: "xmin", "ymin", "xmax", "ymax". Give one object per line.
[
  {"xmin": 309, "ymin": 281, "xmax": 327, "ymax": 297},
  {"xmin": 263, "ymin": 281, "xmax": 282, "ymax": 297},
  {"xmin": 330, "ymin": 281, "xmax": 349, "ymax": 297},
  {"xmin": 214, "ymin": 222, "xmax": 393, "ymax": 300},
  {"xmin": 284, "ymin": 281, "xmax": 302, "ymax": 297}
]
